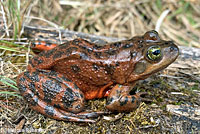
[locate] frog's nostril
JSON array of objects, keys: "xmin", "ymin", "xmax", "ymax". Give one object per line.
[
  {"xmin": 170, "ymin": 46, "xmax": 174, "ymax": 51},
  {"xmin": 170, "ymin": 46, "xmax": 178, "ymax": 52}
]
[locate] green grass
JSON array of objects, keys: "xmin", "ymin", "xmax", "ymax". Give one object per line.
[
  {"xmin": 1, "ymin": 0, "xmax": 31, "ymax": 39},
  {"xmin": 0, "ymin": 75, "xmax": 22, "ymax": 98},
  {"xmin": 168, "ymin": 0, "xmax": 190, "ymax": 20}
]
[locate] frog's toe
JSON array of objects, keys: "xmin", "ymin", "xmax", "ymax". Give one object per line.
[
  {"xmin": 76, "ymin": 111, "xmax": 110, "ymax": 118},
  {"xmin": 60, "ymin": 109, "xmax": 109, "ymax": 118}
]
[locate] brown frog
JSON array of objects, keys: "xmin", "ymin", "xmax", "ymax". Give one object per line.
[{"xmin": 17, "ymin": 30, "xmax": 179, "ymax": 122}]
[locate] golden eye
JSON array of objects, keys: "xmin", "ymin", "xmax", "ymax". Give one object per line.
[{"xmin": 147, "ymin": 46, "xmax": 162, "ymax": 61}]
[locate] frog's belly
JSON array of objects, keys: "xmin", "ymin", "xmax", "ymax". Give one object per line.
[{"xmin": 78, "ymin": 82, "xmax": 113, "ymax": 100}]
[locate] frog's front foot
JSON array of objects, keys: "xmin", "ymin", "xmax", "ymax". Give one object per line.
[{"xmin": 106, "ymin": 84, "xmax": 150, "ymax": 112}]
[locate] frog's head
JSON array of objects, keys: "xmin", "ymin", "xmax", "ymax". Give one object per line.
[{"xmin": 127, "ymin": 30, "xmax": 179, "ymax": 82}]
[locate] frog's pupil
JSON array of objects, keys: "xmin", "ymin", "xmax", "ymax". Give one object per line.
[{"xmin": 152, "ymin": 50, "xmax": 160, "ymax": 56}]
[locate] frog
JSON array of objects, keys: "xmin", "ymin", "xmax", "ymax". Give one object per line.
[{"xmin": 17, "ymin": 30, "xmax": 179, "ymax": 122}]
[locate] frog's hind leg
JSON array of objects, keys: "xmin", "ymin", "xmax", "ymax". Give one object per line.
[
  {"xmin": 31, "ymin": 41, "xmax": 58, "ymax": 52},
  {"xmin": 28, "ymin": 93, "xmax": 96, "ymax": 122},
  {"xmin": 17, "ymin": 70, "xmax": 106, "ymax": 122}
]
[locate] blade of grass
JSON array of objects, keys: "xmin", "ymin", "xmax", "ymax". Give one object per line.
[
  {"xmin": 0, "ymin": 76, "xmax": 16, "ymax": 85},
  {"xmin": 0, "ymin": 45, "xmax": 20, "ymax": 52},
  {"xmin": 168, "ymin": 1, "xmax": 190, "ymax": 20},
  {"xmin": 0, "ymin": 40, "xmax": 28, "ymax": 48},
  {"xmin": 0, "ymin": 91, "xmax": 22, "ymax": 98},
  {"xmin": 0, "ymin": 76, "xmax": 18, "ymax": 90}
]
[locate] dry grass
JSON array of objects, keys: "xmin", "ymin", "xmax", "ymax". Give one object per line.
[
  {"xmin": 0, "ymin": 0, "xmax": 200, "ymax": 133},
  {"xmin": 27, "ymin": 0, "xmax": 200, "ymax": 47}
]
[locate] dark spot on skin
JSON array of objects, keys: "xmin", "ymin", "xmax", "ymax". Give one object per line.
[
  {"xmin": 37, "ymin": 59, "xmax": 44, "ymax": 64},
  {"xmin": 45, "ymin": 105, "xmax": 55, "ymax": 116},
  {"xmin": 105, "ymin": 49, "xmax": 117, "ymax": 56},
  {"xmin": 93, "ymin": 45, "xmax": 103, "ymax": 49},
  {"xmin": 75, "ymin": 104, "xmax": 81, "ymax": 110},
  {"xmin": 105, "ymin": 64, "xmax": 115, "ymax": 75},
  {"xmin": 131, "ymin": 52, "xmax": 137, "ymax": 58},
  {"xmin": 28, "ymin": 82, "xmax": 36, "ymax": 93},
  {"xmin": 79, "ymin": 45, "xmax": 87, "ymax": 50},
  {"xmin": 65, "ymin": 47, "xmax": 78, "ymax": 56},
  {"xmin": 53, "ymin": 51, "xmax": 64, "ymax": 59},
  {"xmin": 18, "ymin": 83, "xmax": 27, "ymax": 93},
  {"xmin": 74, "ymin": 83, "xmax": 79, "ymax": 89},
  {"xmin": 45, "ymin": 43, "xmax": 54, "ymax": 46},
  {"xmin": 31, "ymin": 42, "xmax": 37, "ymax": 47},
  {"xmin": 23, "ymin": 92, "xmax": 37, "ymax": 106},
  {"xmin": 123, "ymin": 43, "xmax": 134, "ymax": 49},
  {"xmin": 31, "ymin": 97, "xmax": 39, "ymax": 106},
  {"xmin": 23, "ymin": 71, "xmax": 30, "ymax": 79},
  {"xmin": 32, "ymin": 57, "xmax": 44, "ymax": 65},
  {"xmin": 94, "ymin": 52, "xmax": 102, "ymax": 59},
  {"xmin": 119, "ymin": 96, "xmax": 128, "ymax": 106},
  {"xmin": 59, "ymin": 42, "xmax": 70, "ymax": 49},
  {"xmin": 43, "ymin": 94, "xmax": 52, "ymax": 103},
  {"xmin": 54, "ymin": 104, "xmax": 61, "ymax": 108},
  {"xmin": 106, "ymin": 97, "xmax": 114, "ymax": 105},
  {"xmin": 72, "ymin": 39, "xmax": 81, "ymax": 45},
  {"xmin": 23, "ymin": 93, "xmax": 32, "ymax": 102},
  {"xmin": 42, "ymin": 80, "xmax": 62, "ymax": 103},
  {"xmin": 138, "ymin": 40, "xmax": 144, "ymax": 48},
  {"xmin": 28, "ymin": 60, "xmax": 34, "ymax": 67},
  {"xmin": 24, "ymin": 95, "xmax": 39, "ymax": 106},
  {"xmin": 79, "ymin": 93, "xmax": 84, "ymax": 99},
  {"xmin": 39, "ymin": 70, "xmax": 58, "ymax": 79},
  {"xmin": 54, "ymin": 77, "xmax": 63, "ymax": 83},
  {"xmin": 92, "ymin": 64, "xmax": 100, "ymax": 71},
  {"xmin": 19, "ymin": 77, "xmax": 26, "ymax": 82},
  {"xmin": 62, "ymin": 88, "xmax": 75, "ymax": 108},
  {"xmin": 99, "ymin": 61, "xmax": 104, "ymax": 65},
  {"xmin": 86, "ymin": 47, "xmax": 93, "ymax": 54},
  {"xmin": 131, "ymin": 96, "xmax": 136, "ymax": 103},
  {"xmin": 112, "ymin": 42, "xmax": 121, "ymax": 48},
  {"xmin": 71, "ymin": 65, "xmax": 80, "ymax": 73},
  {"xmin": 44, "ymin": 49, "xmax": 55, "ymax": 58},
  {"xmin": 62, "ymin": 76, "xmax": 72, "ymax": 82},
  {"xmin": 116, "ymin": 89, "xmax": 121, "ymax": 96},
  {"xmin": 32, "ymin": 71, "xmax": 40, "ymax": 82},
  {"xmin": 24, "ymin": 71, "xmax": 40, "ymax": 82},
  {"xmin": 38, "ymin": 35, "xmax": 44, "ymax": 38},
  {"xmin": 79, "ymin": 52, "xmax": 89, "ymax": 60},
  {"xmin": 48, "ymin": 70, "xmax": 58, "ymax": 77},
  {"xmin": 78, "ymin": 41, "xmax": 93, "ymax": 53},
  {"xmin": 115, "ymin": 62, "xmax": 120, "ymax": 66}
]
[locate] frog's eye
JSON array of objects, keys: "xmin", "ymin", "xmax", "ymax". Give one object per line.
[
  {"xmin": 144, "ymin": 30, "xmax": 160, "ymax": 42},
  {"xmin": 147, "ymin": 46, "xmax": 162, "ymax": 61}
]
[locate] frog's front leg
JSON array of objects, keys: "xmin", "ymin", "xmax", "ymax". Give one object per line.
[
  {"xmin": 106, "ymin": 84, "xmax": 148, "ymax": 112},
  {"xmin": 17, "ymin": 69, "xmax": 106, "ymax": 122}
]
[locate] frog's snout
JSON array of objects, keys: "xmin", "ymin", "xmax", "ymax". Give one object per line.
[
  {"xmin": 169, "ymin": 44, "xmax": 179, "ymax": 58},
  {"xmin": 164, "ymin": 41, "xmax": 179, "ymax": 60}
]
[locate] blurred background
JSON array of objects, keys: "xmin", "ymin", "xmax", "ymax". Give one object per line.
[{"xmin": 1, "ymin": 0, "xmax": 200, "ymax": 47}]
